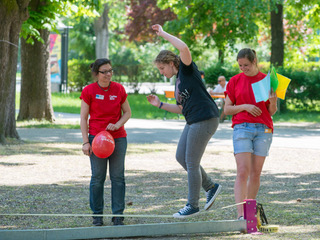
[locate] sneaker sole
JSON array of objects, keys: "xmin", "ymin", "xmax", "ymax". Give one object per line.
[
  {"xmin": 204, "ymin": 184, "xmax": 222, "ymax": 211},
  {"xmin": 173, "ymin": 211, "xmax": 200, "ymax": 219}
]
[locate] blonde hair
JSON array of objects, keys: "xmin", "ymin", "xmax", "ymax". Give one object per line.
[{"xmin": 154, "ymin": 50, "xmax": 180, "ymax": 69}]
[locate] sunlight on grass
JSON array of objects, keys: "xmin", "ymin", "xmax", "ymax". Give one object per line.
[
  {"xmin": 17, "ymin": 119, "xmax": 80, "ymax": 129},
  {"xmin": 16, "ymin": 92, "xmax": 320, "ymax": 124}
]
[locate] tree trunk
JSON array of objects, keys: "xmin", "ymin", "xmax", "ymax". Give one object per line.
[
  {"xmin": 218, "ymin": 49, "xmax": 224, "ymax": 64},
  {"xmin": 94, "ymin": 3, "xmax": 110, "ymax": 59},
  {"xmin": 0, "ymin": 0, "xmax": 30, "ymax": 145},
  {"xmin": 18, "ymin": 27, "xmax": 54, "ymax": 121},
  {"xmin": 271, "ymin": 3, "xmax": 284, "ymax": 67}
]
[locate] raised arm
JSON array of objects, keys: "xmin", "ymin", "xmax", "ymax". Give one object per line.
[
  {"xmin": 267, "ymin": 90, "xmax": 278, "ymax": 116},
  {"xmin": 152, "ymin": 24, "xmax": 192, "ymax": 66}
]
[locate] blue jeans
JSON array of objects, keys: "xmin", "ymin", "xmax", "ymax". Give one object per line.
[
  {"xmin": 89, "ymin": 135, "xmax": 127, "ymax": 215},
  {"xmin": 176, "ymin": 117, "xmax": 219, "ymax": 208}
]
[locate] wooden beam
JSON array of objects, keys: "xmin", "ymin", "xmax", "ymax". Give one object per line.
[{"xmin": 0, "ymin": 219, "xmax": 246, "ymax": 240}]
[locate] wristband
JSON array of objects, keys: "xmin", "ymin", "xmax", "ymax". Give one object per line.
[
  {"xmin": 159, "ymin": 102, "xmax": 163, "ymax": 109},
  {"xmin": 82, "ymin": 142, "xmax": 90, "ymax": 146}
]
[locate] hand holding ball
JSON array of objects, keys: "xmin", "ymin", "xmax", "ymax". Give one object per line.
[{"xmin": 92, "ymin": 131, "xmax": 115, "ymax": 158}]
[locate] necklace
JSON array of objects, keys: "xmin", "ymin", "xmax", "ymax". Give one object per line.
[{"xmin": 97, "ymin": 81, "xmax": 111, "ymax": 92}]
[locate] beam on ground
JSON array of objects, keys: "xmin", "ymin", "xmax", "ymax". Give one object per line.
[{"xmin": 0, "ymin": 219, "xmax": 246, "ymax": 240}]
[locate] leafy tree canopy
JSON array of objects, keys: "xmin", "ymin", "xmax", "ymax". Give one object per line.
[
  {"xmin": 157, "ymin": 0, "xmax": 278, "ymax": 57},
  {"xmin": 20, "ymin": 0, "xmax": 99, "ymax": 44}
]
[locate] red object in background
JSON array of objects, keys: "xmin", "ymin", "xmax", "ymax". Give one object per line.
[{"xmin": 92, "ymin": 131, "xmax": 115, "ymax": 158}]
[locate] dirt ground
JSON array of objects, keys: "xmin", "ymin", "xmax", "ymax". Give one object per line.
[
  {"xmin": 0, "ymin": 142, "xmax": 319, "ymax": 239},
  {"xmin": 1, "ymin": 144, "xmax": 319, "ymax": 186}
]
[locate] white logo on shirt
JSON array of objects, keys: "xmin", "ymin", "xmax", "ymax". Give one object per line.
[{"xmin": 110, "ymin": 95, "xmax": 117, "ymax": 100}]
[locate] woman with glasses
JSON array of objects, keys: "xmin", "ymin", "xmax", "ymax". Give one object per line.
[
  {"xmin": 147, "ymin": 24, "xmax": 222, "ymax": 218},
  {"xmin": 80, "ymin": 58, "xmax": 131, "ymax": 226}
]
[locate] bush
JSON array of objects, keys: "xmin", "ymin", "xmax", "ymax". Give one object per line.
[
  {"xmin": 204, "ymin": 63, "xmax": 239, "ymax": 87},
  {"xmin": 68, "ymin": 59, "xmax": 94, "ymax": 91},
  {"xmin": 276, "ymin": 67, "xmax": 320, "ymax": 110}
]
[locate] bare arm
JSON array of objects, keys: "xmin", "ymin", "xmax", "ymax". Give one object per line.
[
  {"xmin": 224, "ymin": 95, "xmax": 262, "ymax": 117},
  {"xmin": 146, "ymin": 94, "xmax": 182, "ymax": 114},
  {"xmin": 152, "ymin": 24, "xmax": 192, "ymax": 66},
  {"xmin": 80, "ymin": 100, "xmax": 92, "ymax": 156},
  {"xmin": 267, "ymin": 90, "xmax": 278, "ymax": 116},
  {"xmin": 106, "ymin": 99, "xmax": 132, "ymax": 131}
]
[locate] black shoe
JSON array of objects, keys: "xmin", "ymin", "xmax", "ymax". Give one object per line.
[
  {"xmin": 204, "ymin": 183, "xmax": 222, "ymax": 210},
  {"xmin": 92, "ymin": 217, "xmax": 103, "ymax": 226},
  {"xmin": 112, "ymin": 217, "xmax": 124, "ymax": 226}
]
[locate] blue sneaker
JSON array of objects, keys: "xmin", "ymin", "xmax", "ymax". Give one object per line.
[
  {"xmin": 173, "ymin": 203, "xmax": 200, "ymax": 218},
  {"xmin": 204, "ymin": 183, "xmax": 222, "ymax": 210}
]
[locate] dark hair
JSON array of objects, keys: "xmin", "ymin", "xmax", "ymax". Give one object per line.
[
  {"xmin": 154, "ymin": 50, "xmax": 180, "ymax": 69},
  {"xmin": 90, "ymin": 58, "xmax": 112, "ymax": 75},
  {"xmin": 236, "ymin": 48, "xmax": 257, "ymax": 64},
  {"xmin": 199, "ymin": 70, "xmax": 205, "ymax": 76}
]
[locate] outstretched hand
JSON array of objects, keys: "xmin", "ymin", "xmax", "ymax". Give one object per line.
[{"xmin": 146, "ymin": 94, "xmax": 161, "ymax": 108}]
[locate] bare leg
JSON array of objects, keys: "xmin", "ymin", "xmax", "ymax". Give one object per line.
[
  {"xmin": 234, "ymin": 152, "xmax": 251, "ymax": 218},
  {"xmin": 247, "ymin": 155, "xmax": 266, "ymax": 199}
]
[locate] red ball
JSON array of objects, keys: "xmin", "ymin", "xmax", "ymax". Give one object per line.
[{"xmin": 92, "ymin": 131, "xmax": 115, "ymax": 158}]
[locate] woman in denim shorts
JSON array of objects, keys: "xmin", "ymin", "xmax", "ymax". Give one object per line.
[{"xmin": 224, "ymin": 48, "xmax": 278, "ymax": 219}]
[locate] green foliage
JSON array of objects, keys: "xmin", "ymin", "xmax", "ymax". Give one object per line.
[
  {"xmin": 110, "ymin": 42, "xmax": 164, "ymax": 93},
  {"xmin": 68, "ymin": 59, "xmax": 94, "ymax": 91},
  {"xmin": 204, "ymin": 63, "xmax": 239, "ymax": 87},
  {"xmin": 282, "ymin": 0, "xmax": 320, "ymax": 62},
  {"xmin": 20, "ymin": 0, "xmax": 99, "ymax": 44},
  {"xmin": 258, "ymin": 61, "xmax": 271, "ymax": 74},
  {"xmin": 66, "ymin": 0, "xmax": 128, "ymax": 60},
  {"xmin": 158, "ymin": 0, "xmax": 277, "ymax": 60},
  {"xmin": 20, "ymin": 1, "xmax": 63, "ymax": 44},
  {"xmin": 67, "ymin": 16, "xmax": 96, "ymax": 60},
  {"xmin": 276, "ymin": 66, "xmax": 320, "ymax": 110}
]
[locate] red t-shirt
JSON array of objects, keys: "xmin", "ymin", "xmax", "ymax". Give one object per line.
[
  {"xmin": 80, "ymin": 81, "xmax": 128, "ymax": 138},
  {"xmin": 225, "ymin": 72, "xmax": 273, "ymax": 131}
]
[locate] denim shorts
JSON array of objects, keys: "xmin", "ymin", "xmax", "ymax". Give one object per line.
[{"xmin": 233, "ymin": 123, "xmax": 273, "ymax": 156}]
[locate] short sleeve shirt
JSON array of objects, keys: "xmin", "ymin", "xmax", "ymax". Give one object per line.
[
  {"xmin": 225, "ymin": 72, "xmax": 274, "ymax": 130},
  {"xmin": 213, "ymin": 82, "xmax": 228, "ymax": 93},
  {"xmin": 80, "ymin": 81, "xmax": 128, "ymax": 138},
  {"xmin": 175, "ymin": 60, "xmax": 219, "ymax": 124}
]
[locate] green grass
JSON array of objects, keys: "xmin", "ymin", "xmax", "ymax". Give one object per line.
[
  {"xmin": 51, "ymin": 92, "xmax": 82, "ymax": 114},
  {"xmin": 51, "ymin": 92, "xmax": 320, "ymax": 123},
  {"xmin": 272, "ymin": 110, "xmax": 320, "ymax": 123},
  {"xmin": 15, "ymin": 92, "xmax": 320, "ymax": 128},
  {"xmin": 51, "ymin": 92, "xmax": 180, "ymax": 120}
]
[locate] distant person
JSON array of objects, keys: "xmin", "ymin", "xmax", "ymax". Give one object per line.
[
  {"xmin": 80, "ymin": 58, "xmax": 131, "ymax": 226},
  {"xmin": 199, "ymin": 71, "xmax": 206, "ymax": 85},
  {"xmin": 208, "ymin": 76, "xmax": 228, "ymax": 122},
  {"xmin": 147, "ymin": 24, "xmax": 222, "ymax": 218},
  {"xmin": 224, "ymin": 48, "xmax": 277, "ymax": 220},
  {"xmin": 208, "ymin": 76, "xmax": 228, "ymax": 95}
]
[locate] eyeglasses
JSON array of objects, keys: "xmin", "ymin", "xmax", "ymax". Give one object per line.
[{"xmin": 99, "ymin": 69, "xmax": 113, "ymax": 75}]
